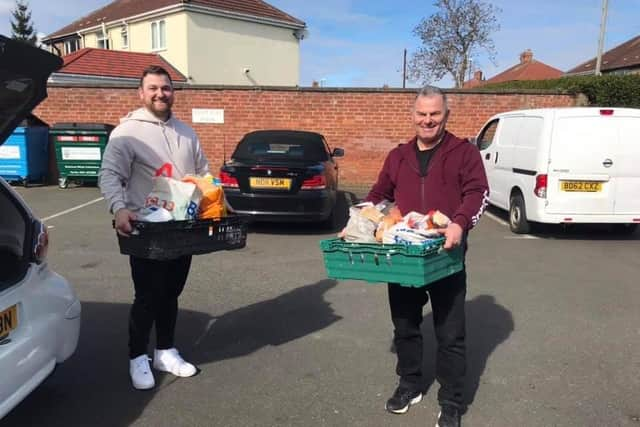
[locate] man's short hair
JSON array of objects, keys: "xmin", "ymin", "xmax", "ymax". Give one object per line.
[
  {"xmin": 140, "ymin": 65, "xmax": 173, "ymax": 87},
  {"xmin": 416, "ymin": 85, "xmax": 448, "ymax": 111}
]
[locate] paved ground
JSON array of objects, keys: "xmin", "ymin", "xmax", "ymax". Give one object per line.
[{"xmin": 3, "ymin": 184, "xmax": 640, "ymax": 427}]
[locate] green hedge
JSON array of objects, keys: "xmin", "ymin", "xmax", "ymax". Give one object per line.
[{"xmin": 476, "ymin": 74, "xmax": 640, "ymax": 108}]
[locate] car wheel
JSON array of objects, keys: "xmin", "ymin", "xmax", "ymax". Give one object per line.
[
  {"xmin": 58, "ymin": 177, "xmax": 68, "ymax": 189},
  {"xmin": 509, "ymin": 193, "xmax": 530, "ymax": 234},
  {"xmin": 323, "ymin": 191, "xmax": 346, "ymax": 231}
]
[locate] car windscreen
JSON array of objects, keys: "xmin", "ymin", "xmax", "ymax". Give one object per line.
[{"xmin": 232, "ymin": 133, "xmax": 329, "ymax": 162}]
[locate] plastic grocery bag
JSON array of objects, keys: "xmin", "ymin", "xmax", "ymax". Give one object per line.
[
  {"xmin": 181, "ymin": 174, "xmax": 227, "ymax": 219},
  {"xmin": 142, "ymin": 176, "xmax": 202, "ymax": 220},
  {"xmin": 342, "ymin": 206, "xmax": 377, "ymax": 243}
]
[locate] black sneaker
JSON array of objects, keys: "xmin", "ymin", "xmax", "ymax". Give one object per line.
[
  {"xmin": 384, "ymin": 386, "xmax": 423, "ymax": 414},
  {"xmin": 435, "ymin": 404, "xmax": 461, "ymax": 427}
]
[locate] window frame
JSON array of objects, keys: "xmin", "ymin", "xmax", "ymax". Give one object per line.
[
  {"xmin": 121, "ymin": 26, "xmax": 128, "ymax": 49},
  {"xmin": 97, "ymin": 32, "xmax": 110, "ymax": 50},
  {"xmin": 64, "ymin": 38, "xmax": 80, "ymax": 55},
  {"xmin": 151, "ymin": 19, "xmax": 166, "ymax": 51},
  {"xmin": 477, "ymin": 119, "xmax": 499, "ymax": 151}
]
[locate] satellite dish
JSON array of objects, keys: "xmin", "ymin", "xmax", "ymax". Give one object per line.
[{"xmin": 293, "ymin": 28, "xmax": 308, "ymax": 41}]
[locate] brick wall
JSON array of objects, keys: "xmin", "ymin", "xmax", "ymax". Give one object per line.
[{"xmin": 35, "ymin": 86, "xmax": 577, "ymax": 188}]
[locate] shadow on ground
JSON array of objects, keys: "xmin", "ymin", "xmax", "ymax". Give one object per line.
[
  {"xmin": 388, "ymin": 292, "xmax": 514, "ymax": 408},
  {"xmin": 487, "ymin": 206, "xmax": 639, "ymax": 241},
  {"xmin": 2, "ymin": 279, "xmax": 340, "ymax": 427}
]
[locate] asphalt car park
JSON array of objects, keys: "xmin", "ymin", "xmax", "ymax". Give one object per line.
[{"xmin": 3, "ymin": 185, "xmax": 639, "ymax": 427}]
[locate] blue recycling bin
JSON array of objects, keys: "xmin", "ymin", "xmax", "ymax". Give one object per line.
[{"xmin": 0, "ymin": 126, "xmax": 49, "ymax": 186}]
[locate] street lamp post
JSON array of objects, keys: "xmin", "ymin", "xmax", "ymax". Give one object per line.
[{"xmin": 595, "ymin": 0, "xmax": 609, "ymax": 76}]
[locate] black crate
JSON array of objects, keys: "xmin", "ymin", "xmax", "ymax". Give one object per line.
[{"xmin": 115, "ymin": 215, "xmax": 247, "ymax": 260}]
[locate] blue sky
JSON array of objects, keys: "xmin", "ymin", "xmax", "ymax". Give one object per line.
[{"xmin": 1, "ymin": 0, "xmax": 639, "ymax": 88}]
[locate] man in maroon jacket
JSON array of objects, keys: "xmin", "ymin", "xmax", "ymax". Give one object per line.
[{"xmin": 365, "ymin": 86, "xmax": 488, "ymax": 427}]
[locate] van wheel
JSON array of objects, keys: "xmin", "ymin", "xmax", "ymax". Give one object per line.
[
  {"xmin": 611, "ymin": 223, "xmax": 638, "ymax": 235},
  {"xmin": 509, "ymin": 194, "xmax": 530, "ymax": 234}
]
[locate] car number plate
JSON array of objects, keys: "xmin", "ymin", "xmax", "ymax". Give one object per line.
[
  {"xmin": 250, "ymin": 177, "xmax": 291, "ymax": 189},
  {"xmin": 0, "ymin": 305, "xmax": 18, "ymax": 339},
  {"xmin": 560, "ymin": 181, "xmax": 602, "ymax": 192}
]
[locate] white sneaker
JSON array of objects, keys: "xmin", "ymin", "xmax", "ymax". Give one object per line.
[
  {"xmin": 129, "ymin": 355, "xmax": 155, "ymax": 390},
  {"xmin": 153, "ymin": 348, "xmax": 197, "ymax": 377}
]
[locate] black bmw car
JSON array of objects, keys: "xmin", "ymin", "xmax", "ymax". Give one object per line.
[{"xmin": 219, "ymin": 130, "xmax": 344, "ymax": 227}]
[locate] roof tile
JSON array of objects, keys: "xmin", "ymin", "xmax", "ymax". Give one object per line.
[
  {"xmin": 567, "ymin": 35, "xmax": 640, "ymax": 74},
  {"xmin": 45, "ymin": 0, "xmax": 304, "ymax": 40},
  {"xmin": 58, "ymin": 48, "xmax": 187, "ymax": 81}
]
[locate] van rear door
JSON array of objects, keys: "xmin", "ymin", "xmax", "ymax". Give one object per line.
[
  {"xmin": 546, "ymin": 109, "xmax": 637, "ymax": 215},
  {"xmin": 612, "ymin": 114, "xmax": 640, "ymax": 214}
]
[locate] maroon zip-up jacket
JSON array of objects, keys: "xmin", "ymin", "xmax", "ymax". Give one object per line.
[{"xmin": 365, "ymin": 131, "xmax": 489, "ymax": 232}]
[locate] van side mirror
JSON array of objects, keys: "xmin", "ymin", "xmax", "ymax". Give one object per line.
[{"xmin": 332, "ymin": 147, "xmax": 344, "ymax": 157}]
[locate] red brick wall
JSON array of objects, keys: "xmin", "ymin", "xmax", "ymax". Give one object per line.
[{"xmin": 35, "ymin": 86, "xmax": 577, "ymax": 188}]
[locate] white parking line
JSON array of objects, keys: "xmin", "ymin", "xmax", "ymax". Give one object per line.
[
  {"xmin": 194, "ymin": 318, "xmax": 217, "ymax": 346},
  {"xmin": 484, "ymin": 211, "xmax": 509, "ymax": 227},
  {"xmin": 42, "ymin": 197, "xmax": 104, "ymax": 222},
  {"xmin": 484, "ymin": 211, "xmax": 540, "ymax": 239}
]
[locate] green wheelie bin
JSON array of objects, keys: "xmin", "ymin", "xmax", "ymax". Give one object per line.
[{"xmin": 51, "ymin": 123, "xmax": 114, "ymax": 188}]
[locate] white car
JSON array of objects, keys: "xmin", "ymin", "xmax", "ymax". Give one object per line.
[{"xmin": 0, "ymin": 35, "xmax": 81, "ymax": 419}]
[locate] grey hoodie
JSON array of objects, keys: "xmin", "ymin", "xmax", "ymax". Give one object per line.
[{"xmin": 99, "ymin": 107, "xmax": 209, "ymax": 214}]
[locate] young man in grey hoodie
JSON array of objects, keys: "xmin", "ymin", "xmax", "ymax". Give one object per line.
[{"xmin": 99, "ymin": 65, "xmax": 209, "ymax": 390}]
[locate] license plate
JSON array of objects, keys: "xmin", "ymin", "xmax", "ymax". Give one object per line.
[
  {"xmin": 560, "ymin": 181, "xmax": 602, "ymax": 192},
  {"xmin": 0, "ymin": 305, "xmax": 18, "ymax": 339},
  {"xmin": 250, "ymin": 177, "xmax": 291, "ymax": 189}
]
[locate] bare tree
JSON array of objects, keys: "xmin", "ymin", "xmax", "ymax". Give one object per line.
[{"xmin": 409, "ymin": 0, "xmax": 500, "ymax": 88}]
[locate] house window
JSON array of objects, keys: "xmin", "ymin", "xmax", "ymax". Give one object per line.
[
  {"xmin": 151, "ymin": 20, "xmax": 166, "ymax": 50},
  {"xmin": 121, "ymin": 26, "xmax": 128, "ymax": 49},
  {"xmin": 97, "ymin": 32, "xmax": 110, "ymax": 49},
  {"xmin": 64, "ymin": 39, "xmax": 80, "ymax": 55}
]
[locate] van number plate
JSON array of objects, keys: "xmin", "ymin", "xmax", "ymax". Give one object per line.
[
  {"xmin": 0, "ymin": 305, "xmax": 18, "ymax": 339},
  {"xmin": 560, "ymin": 181, "xmax": 602, "ymax": 192}
]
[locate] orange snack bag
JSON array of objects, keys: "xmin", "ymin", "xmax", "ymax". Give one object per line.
[{"xmin": 181, "ymin": 175, "xmax": 227, "ymax": 219}]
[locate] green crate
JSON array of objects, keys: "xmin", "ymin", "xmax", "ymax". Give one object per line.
[{"xmin": 319, "ymin": 237, "xmax": 463, "ymax": 287}]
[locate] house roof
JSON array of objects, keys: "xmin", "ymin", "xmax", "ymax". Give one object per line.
[
  {"xmin": 462, "ymin": 71, "xmax": 484, "ymax": 89},
  {"xmin": 44, "ymin": 0, "xmax": 305, "ymax": 41},
  {"xmin": 483, "ymin": 49, "xmax": 563, "ymax": 85},
  {"xmin": 57, "ymin": 48, "xmax": 187, "ymax": 81},
  {"xmin": 566, "ymin": 35, "xmax": 640, "ymax": 75}
]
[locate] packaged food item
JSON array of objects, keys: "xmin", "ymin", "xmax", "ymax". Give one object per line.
[
  {"xmin": 375, "ymin": 206, "xmax": 403, "ymax": 242},
  {"xmin": 342, "ymin": 206, "xmax": 378, "ymax": 243},
  {"xmin": 381, "ymin": 210, "xmax": 451, "ymax": 245},
  {"xmin": 182, "ymin": 174, "xmax": 227, "ymax": 219},
  {"xmin": 141, "ymin": 176, "xmax": 202, "ymax": 221}
]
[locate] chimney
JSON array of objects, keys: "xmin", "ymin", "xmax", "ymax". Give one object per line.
[
  {"xmin": 312, "ymin": 80, "xmax": 319, "ymax": 87},
  {"xmin": 473, "ymin": 70, "xmax": 483, "ymax": 81},
  {"xmin": 520, "ymin": 49, "xmax": 533, "ymax": 64}
]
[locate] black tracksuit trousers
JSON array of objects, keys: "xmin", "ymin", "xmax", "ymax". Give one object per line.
[
  {"xmin": 388, "ymin": 269, "xmax": 467, "ymax": 408},
  {"xmin": 128, "ymin": 255, "xmax": 192, "ymax": 359}
]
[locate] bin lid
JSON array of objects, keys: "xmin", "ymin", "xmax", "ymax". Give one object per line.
[
  {"xmin": 19, "ymin": 113, "xmax": 49, "ymax": 127},
  {"xmin": 51, "ymin": 123, "xmax": 115, "ymax": 131}
]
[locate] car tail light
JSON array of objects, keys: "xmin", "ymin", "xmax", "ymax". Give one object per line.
[
  {"xmin": 600, "ymin": 109, "xmax": 614, "ymax": 116},
  {"xmin": 33, "ymin": 221, "xmax": 49, "ymax": 264},
  {"xmin": 301, "ymin": 175, "xmax": 326, "ymax": 190},
  {"xmin": 219, "ymin": 171, "xmax": 238, "ymax": 188},
  {"xmin": 534, "ymin": 174, "xmax": 547, "ymax": 198}
]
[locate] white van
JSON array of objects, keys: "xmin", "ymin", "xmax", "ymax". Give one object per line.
[{"xmin": 475, "ymin": 107, "xmax": 640, "ymax": 234}]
